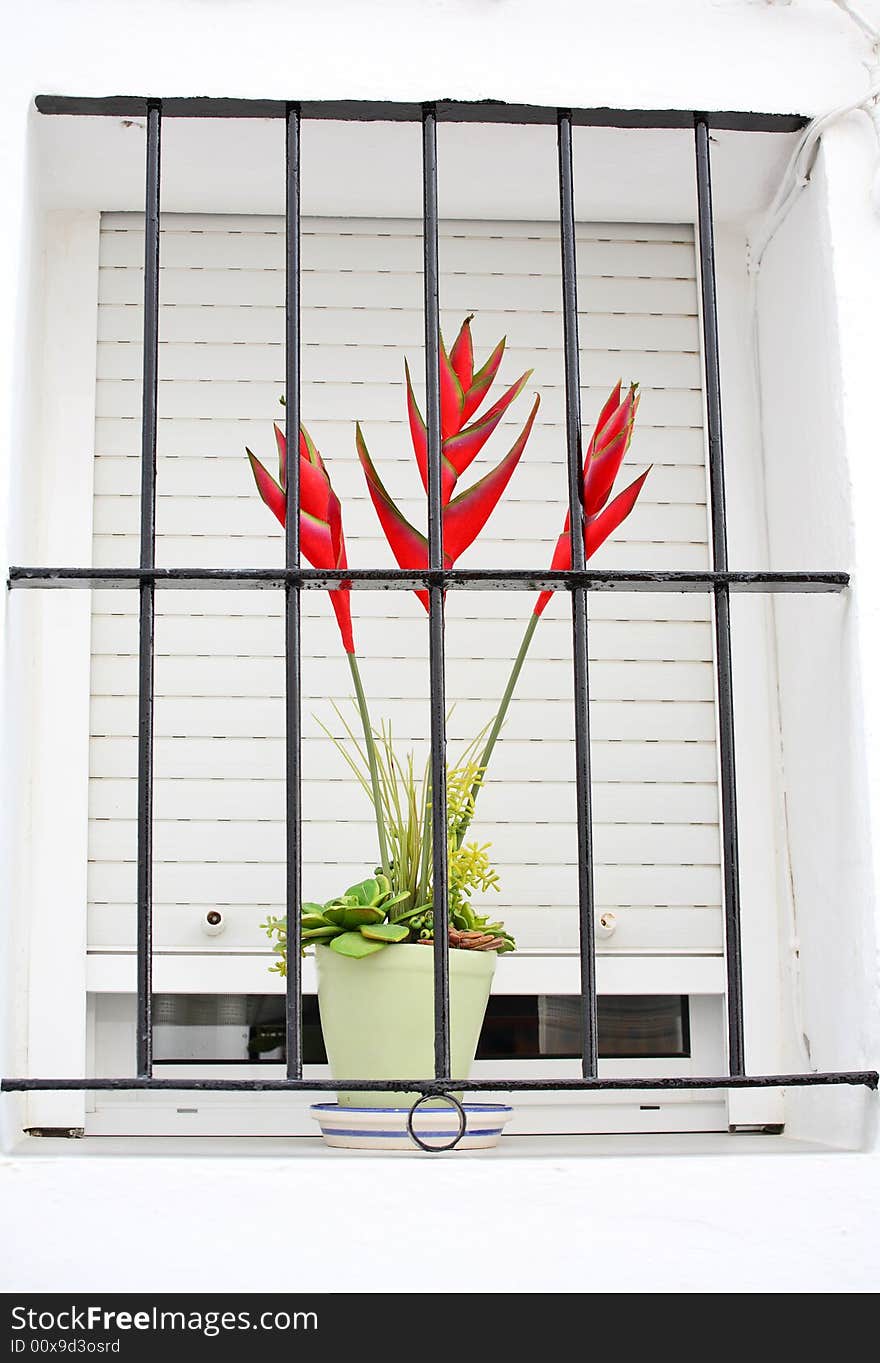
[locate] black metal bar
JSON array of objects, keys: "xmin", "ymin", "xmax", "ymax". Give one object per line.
[
  {"xmin": 285, "ymin": 104, "xmax": 304, "ymax": 1081},
  {"xmin": 34, "ymin": 95, "xmax": 808, "ymax": 132},
  {"xmin": 695, "ymin": 114, "xmax": 745, "ymax": 1077},
  {"xmin": 4, "ymin": 1071, "xmax": 877, "ymax": 1093},
  {"xmin": 135, "ymin": 103, "xmax": 161, "ymax": 1079},
  {"xmin": 8, "ymin": 567, "xmax": 852, "ymax": 593},
  {"xmin": 558, "ymin": 111, "xmax": 598, "ymax": 1080},
  {"xmin": 422, "ymin": 104, "xmax": 451, "ymax": 1081}
]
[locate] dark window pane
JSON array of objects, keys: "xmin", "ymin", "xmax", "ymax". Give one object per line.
[
  {"xmin": 152, "ymin": 993, "xmax": 688, "ymax": 1064},
  {"xmin": 477, "ymin": 995, "xmax": 689, "ymax": 1060},
  {"xmin": 596, "ymin": 996, "xmax": 689, "ymax": 1059},
  {"xmin": 152, "ymin": 994, "xmax": 328, "ymax": 1065}
]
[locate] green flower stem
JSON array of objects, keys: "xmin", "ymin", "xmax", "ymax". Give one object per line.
[
  {"xmin": 417, "ymin": 765, "xmax": 433, "ymax": 908},
  {"xmin": 347, "ymin": 651, "xmax": 390, "ymax": 877},
  {"xmin": 455, "ymin": 610, "xmax": 540, "ymax": 848}
]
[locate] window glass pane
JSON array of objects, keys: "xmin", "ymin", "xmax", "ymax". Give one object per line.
[
  {"xmin": 151, "ymin": 992, "xmax": 689, "ymax": 1064},
  {"xmin": 152, "ymin": 994, "xmax": 327, "ymax": 1065},
  {"xmin": 478, "ymin": 995, "xmax": 689, "ymax": 1059}
]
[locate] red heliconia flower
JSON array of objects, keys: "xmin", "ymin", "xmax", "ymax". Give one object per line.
[
  {"xmin": 534, "ymin": 382, "xmax": 650, "ymax": 617},
  {"xmin": 358, "ymin": 316, "xmax": 540, "ymax": 609},
  {"xmin": 247, "ymin": 423, "xmax": 355, "ymax": 653}
]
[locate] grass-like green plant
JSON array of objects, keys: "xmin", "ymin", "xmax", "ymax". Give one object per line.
[{"xmin": 262, "ymin": 711, "xmax": 516, "ymax": 971}]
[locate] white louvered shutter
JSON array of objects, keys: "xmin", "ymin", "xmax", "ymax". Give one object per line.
[{"xmin": 89, "ymin": 214, "xmax": 721, "ymax": 1009}]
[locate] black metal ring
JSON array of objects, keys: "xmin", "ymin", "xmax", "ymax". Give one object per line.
[{"xmin": 405, "ymin": 1092, "xmax": 467, "ymax": 1152}]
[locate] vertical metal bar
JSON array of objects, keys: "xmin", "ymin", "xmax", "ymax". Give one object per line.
[
  {"xmin": 557, "ymin": 112, "xmax": 598, "ymax": 1078},
  {"xmin": 285, "ymin": 104, "xmax": 303, "ymax": 1079},
  {"xmin": 136, "ymin": 103, "xmax": 161, "ymax": 1077},
  {"xmin": 422, "ymin": 105, "xmax": 451, "ymax": 1079},
  {"xmin": 694, "ymin": 114, "xmax": 745, "ymax": 1076}
]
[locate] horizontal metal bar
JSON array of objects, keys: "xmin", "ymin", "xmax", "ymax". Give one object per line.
[
  {"xmin": 34, "ymin": 95, "xmax": 808, "ymax": 132},
  {"xmin": 7, "ymin": 567, "xmax": 850, "ymax": 593},
  {"xmin": 3, "ymin": 1071, "xmax": 876, "ymax": 1093}
]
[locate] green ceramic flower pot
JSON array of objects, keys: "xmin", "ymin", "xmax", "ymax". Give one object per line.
[{"xmin": 315, "ymin": 942, "xmax": 496, "ymax": 1108}]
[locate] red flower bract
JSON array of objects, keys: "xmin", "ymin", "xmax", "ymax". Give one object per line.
[
  {"xmin": 359, "ymin": 316, "xmax": 540, "ymax": 610},
  {"xmin": 534, "ymin": 382, "xmax": 650, "ymax": 617},
  {"xmin": 247, "ymin": 423, "xmax": 355, "ymax": 653}
]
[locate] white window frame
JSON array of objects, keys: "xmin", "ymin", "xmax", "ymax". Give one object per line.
[{"xmin": 11, "ymin": 115, "xmax": 802, "ymax": 1142}]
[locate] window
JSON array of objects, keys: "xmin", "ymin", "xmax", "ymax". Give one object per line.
[{"xmin": 6, "ymin": 98, "xmax": 875, "ymax": 1145}]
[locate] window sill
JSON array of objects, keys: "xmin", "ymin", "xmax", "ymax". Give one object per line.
[
  {"xmin": 4, "ymin": 1129, "xmax": 877, "ymax": 1293},
  {"xmin": 4, "ymin": 1130, "xmax": 867, "ymax": 1159}
]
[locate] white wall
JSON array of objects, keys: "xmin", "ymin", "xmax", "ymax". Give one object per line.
[
  {"xmin": 2, "ymin": 0, "xmax": 879, "ymax": 1295},
  {"xmin": 756, "ymin": 140, "xmax": 880, "ymax": 1147}
]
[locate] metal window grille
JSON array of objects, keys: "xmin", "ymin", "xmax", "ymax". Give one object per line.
[{"xmin": 4, "ymin": 97, "xmax": 877, "ymax": 1133}]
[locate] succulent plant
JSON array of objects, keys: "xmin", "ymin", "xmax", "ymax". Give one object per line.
[
  {"xmin": 264, "ymin": 874, "xmax": 419, "ymax": 972},
  {"xmin": 262, "ymin": 868, "xmax": 514, "ymax": 974},
  {"xmin": 398, "ymin": 901, "xmax": 515, "ymax": 954}
]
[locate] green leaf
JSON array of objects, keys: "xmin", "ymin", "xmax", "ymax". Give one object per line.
[
  {"xmin": 349, "ymin": 905, "xmax": 386, "ymax": 926},
  {"xmin": 392, "ymin": 902, "xmax": 432, "ymax": 924},
  {"xmin": 329, "ymin": 931, "xmax": 388, "ymax": 958},
  {"xmin": 324, "ymin": 904, "xmax": 386, "ymax": 929},
  {"xmin": 301, "ymin": 912, "xmax": 331, "ymax": 930},
  {"xmin": 302, "ymin": 925, "xmax": 342, "ymax": 942},
  {"xmin": 345, "ymin": 877, "xmax": 382, "ymax": 906},
  {"xmin": 360, "ymin": 921, "xmax": 409, "ymax": 943}
]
